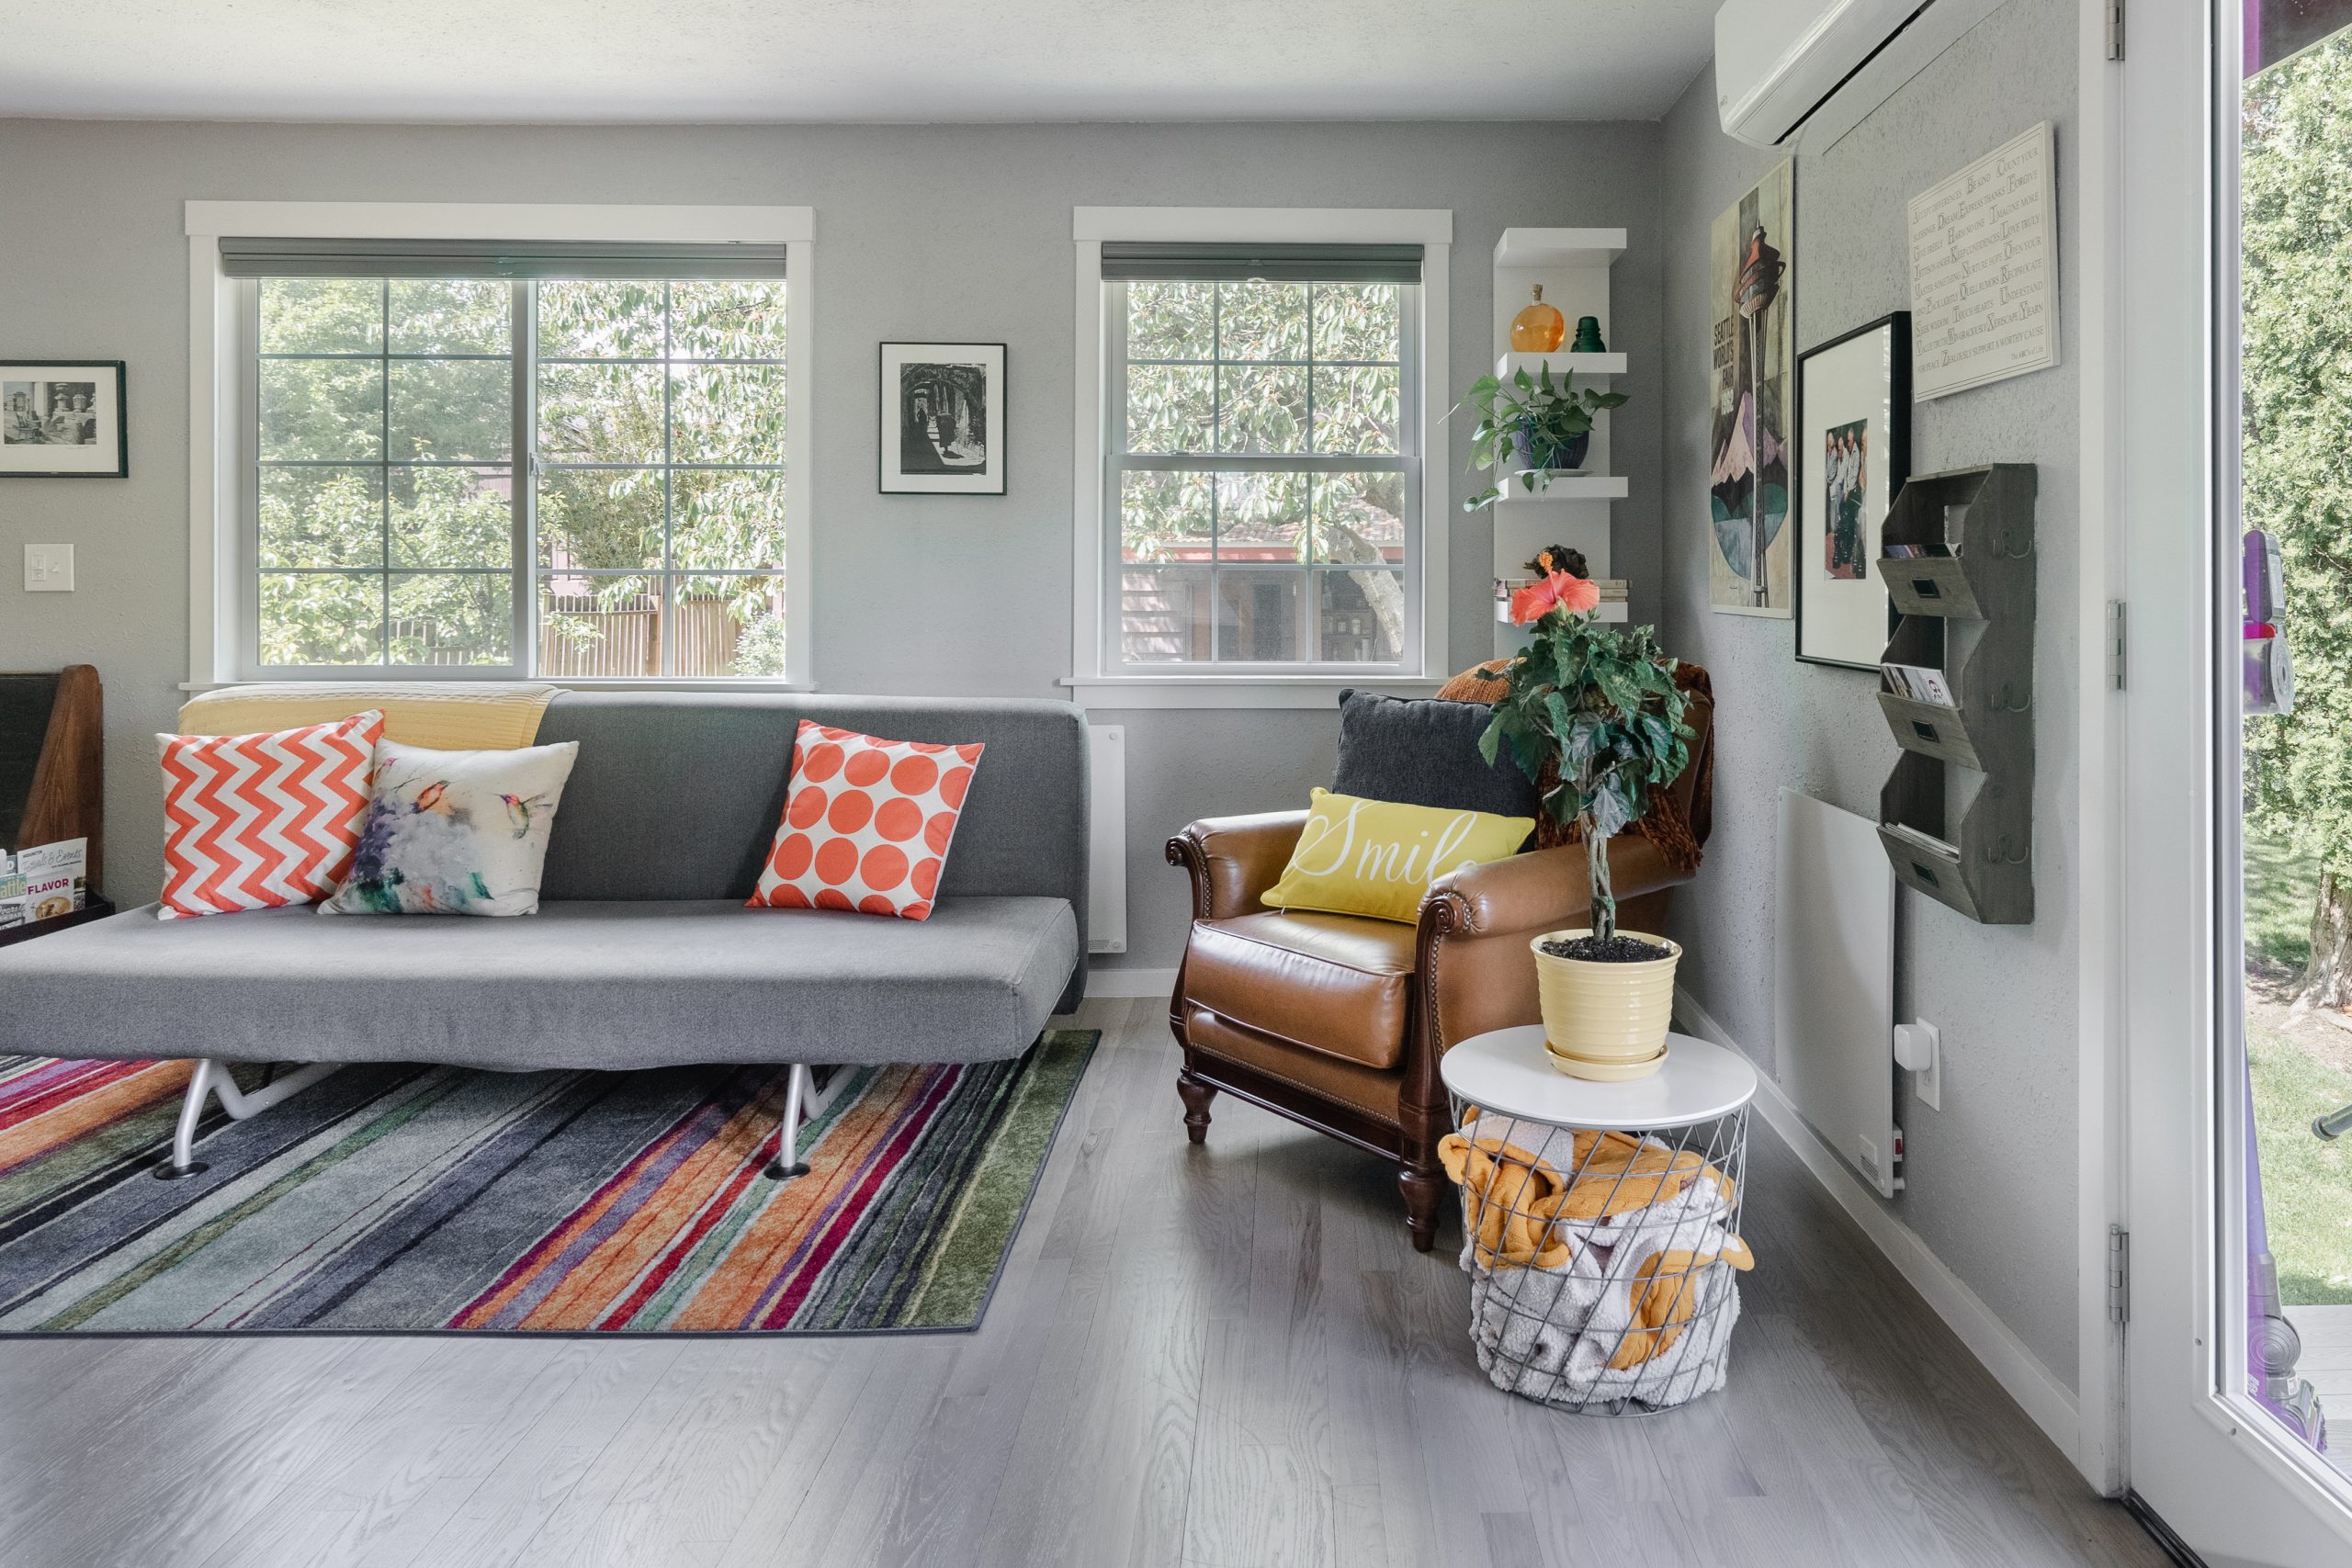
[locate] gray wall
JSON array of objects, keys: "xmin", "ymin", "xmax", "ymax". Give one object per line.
[
  {"xmin": 0, "ymin": 118, "xmax": 1665, "ymax": 971},
  {"xmin": 1658, "ymin": 0, "xmax": 2081, "ymax": 1386}
]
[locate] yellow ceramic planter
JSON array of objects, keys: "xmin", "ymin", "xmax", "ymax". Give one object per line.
[{"xmin": 1530, "ymin": 929, "xmax": 1680, "ymax": 1080}]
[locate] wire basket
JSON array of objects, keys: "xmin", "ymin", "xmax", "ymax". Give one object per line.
[{"xmin": 1441, "ymin": 1096, "xmax": 1752, "ymax": 1415}]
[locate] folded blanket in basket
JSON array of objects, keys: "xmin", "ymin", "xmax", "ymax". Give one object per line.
[
  {"xmin": 1441, "ymin": 1110, "xmax": 1756, "ymax": 1405},
  {"xmin": 1438, "ymin": 1113, "xmax": 1741, "ymax": 1269}
]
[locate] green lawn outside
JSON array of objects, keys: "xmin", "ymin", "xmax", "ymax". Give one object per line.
[
  {"xmin": 2252, "ymin": 1021, "xmax": 2352, "ymax": 1303},
  {"xmin": 2245, "ymin": 825, "xmax": 2352, "ymax": 1304},
  {"xmin": 2245, "ymin": 826, "xmax": 2319, "ymax": 975}
]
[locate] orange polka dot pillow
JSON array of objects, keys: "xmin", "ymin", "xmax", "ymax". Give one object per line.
[{"xmin": 748, "ymin": 720, "xmax": 984, "ymax": 919}]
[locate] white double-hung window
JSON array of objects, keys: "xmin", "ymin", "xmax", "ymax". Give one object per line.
[
  {"xmin": 187, "ymin": 204, "xmax": 812, "ymax": 685},
  {"xmin": 1070, "ymin": 209, "xmax": 1453, "ymax": 705}
]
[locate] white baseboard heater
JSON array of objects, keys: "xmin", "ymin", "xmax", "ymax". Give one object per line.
[
  {"xmin": 1088, "ymin": 723, "xmax": 1126, "ymax": 954},
  {"xmin": 1774, "ymin": 788, "xmax": 1900, "ymax": 1196}
]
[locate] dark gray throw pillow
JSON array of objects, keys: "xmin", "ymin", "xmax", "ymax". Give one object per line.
[{"xmin": 1331, "ymin": 689, "xmax": 1543, "ymax": 823}]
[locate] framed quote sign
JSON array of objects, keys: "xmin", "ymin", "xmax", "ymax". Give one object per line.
[{"xmin": 1907, "ymin": 121, "xmax": 2058, "ymax": 401}]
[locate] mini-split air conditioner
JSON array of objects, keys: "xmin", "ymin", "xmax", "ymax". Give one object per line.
[{"xmin": 1714, "ymin": 0, "xmax": 2011, "ymax": 151}]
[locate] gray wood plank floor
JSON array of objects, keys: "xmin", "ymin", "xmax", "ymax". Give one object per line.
[{"xmin": 0, "ymin": 998, "xmax": 2165, "ymax": 1568}]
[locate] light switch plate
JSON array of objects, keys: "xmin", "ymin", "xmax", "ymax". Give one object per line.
[{"xmin": 24, "ymin": 544, "xmax": 74, "ymax": 592}]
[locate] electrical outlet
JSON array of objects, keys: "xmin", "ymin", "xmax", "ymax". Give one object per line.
[
  {"xmin": 1894, "ymin": 1019, "xmax": 1942, "ymax": 1111},
  {"xmin": 23, "ymin": 544, "xmax": 74, "ymax": 592}
]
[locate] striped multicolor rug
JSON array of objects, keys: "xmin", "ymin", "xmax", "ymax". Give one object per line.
[{"xmin": 0, "ymin": 1031, "xmax": 1093, "ymax": 1334}]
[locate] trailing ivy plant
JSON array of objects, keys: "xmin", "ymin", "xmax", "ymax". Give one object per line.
[
  {"xmin": 1478, "ymin": 569, "xmax": 1691, "ymax": 942},
  {"xmin": 1453, "ymin": 363, "xmax": 1628, "ymax": 511}
]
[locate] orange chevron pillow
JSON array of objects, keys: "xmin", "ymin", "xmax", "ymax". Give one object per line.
[{"xmin": 157, "ymin": 710, "xmax": 383, "ymax": 919}]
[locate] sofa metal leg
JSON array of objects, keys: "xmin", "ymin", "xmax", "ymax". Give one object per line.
[
  {"xmin": 763, "ymin": 1063, "xmax": 814, "ymax": 1179},
  {"xmin": 762, "ymin": 1063, "xmax": 849, "ymax": 1180},
  {"xmin": 154, "ymin": 1057, "xmax": 342, "ymax": 1180},
  {"xmin": 1398, "ymin": 1165, "xmax": 1445, "ymax": 1253},
  {"xmin": 1176, "ymin": 1072, "xmax": 1216, "ymax": 1145}
]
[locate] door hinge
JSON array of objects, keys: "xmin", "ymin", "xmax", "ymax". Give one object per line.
[
  {"xmin": 2109, "ymin": 1224, "xmax": 2132, "ymax": 1324},
  {"xmin": 2107, "ymin": 600, "xmax": 2128, "ymax": 691},
  {"xmin": 2106, "ymin": 0, "xmax": 2125, "ymax": 60}
]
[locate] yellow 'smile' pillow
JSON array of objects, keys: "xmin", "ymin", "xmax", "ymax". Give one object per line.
[{"xmin": 1260, "ymin": 788, "xmax": 1535, "ymax": 924}]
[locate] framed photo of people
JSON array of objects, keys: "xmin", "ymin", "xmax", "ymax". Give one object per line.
[
  {"xmin": 1794, "ymin": 315, "xmax": 1907, "ymax": 669},
  {"xmin": 1, "ymin": 361, "xmax": 127, "ymax": 478},
  {"xmin": 879, "ymin": 343, "xmax": 1005, "ymax": 494}
]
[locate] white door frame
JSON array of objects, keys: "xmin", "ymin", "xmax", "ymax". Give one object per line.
[
  {"xmin": 2074, "ymin": 0, "xmax": 2127, "ymax": 1497},
  {"xmin": 2109, "ymin": 0, "xmax": 2352, "ymax": 1559}
]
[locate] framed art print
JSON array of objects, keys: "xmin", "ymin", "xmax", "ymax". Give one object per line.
[
  {"xmin": 1707, "ymin": 161, "xmax": 1794, "ymax": 616},
  {"xmin": 0, "ymin": 360, "xmax": 126, "ymax": 478},
  {"xmin": 880, "ymin": 342, "xmax": 1004, "ymax": 494},
  {"xmin": 1794, "ymin": 313, "xmax": 1909, "ymax": 669}
]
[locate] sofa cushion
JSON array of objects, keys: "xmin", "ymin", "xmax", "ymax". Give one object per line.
[
  {"xmin": 1333, "ymin": 689, "xmax": 1539, "ymax": 823},
  {"xmin": 0, "ymin": 897, "xmax": 1078, "ymax": 1072},
  {"xmin": 532, "ymin": 691, "xmax": 1091, "ymax": 1018},
  {"xmin": 1182, "ymin": 1005, "xmax": 1402, "ymax": 1127},
  {"xmin": 1183, "ymin": 909, "xmax": 1415, "ymax": 1071}
]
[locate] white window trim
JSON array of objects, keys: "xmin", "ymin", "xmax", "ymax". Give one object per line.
[
  {"xmin": 183, "ymin": 200, "xmax": 816, "ymax": 690},
  {"xmin": 1065, "ymin": 206, "xmax": 1453, "ymax": 711}
]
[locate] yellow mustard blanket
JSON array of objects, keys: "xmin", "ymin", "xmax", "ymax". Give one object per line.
[
  {"xmin": 175, "ymin": 682, "xmax": 560, "ymax": 750},
  {"xmin": 1439, "ymin": 1118, "xmax": 1756, "ymax": 1371}
]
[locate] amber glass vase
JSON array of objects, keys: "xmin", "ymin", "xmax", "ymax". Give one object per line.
[{"xmin": 1509, "ymin": 285, "xmax": 1566, "ymax": 353}]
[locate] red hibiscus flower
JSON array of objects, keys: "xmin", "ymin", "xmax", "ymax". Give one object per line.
[{"xmin": 1509, "ymin": 570, "xmax": 1602, "ymax": 626}]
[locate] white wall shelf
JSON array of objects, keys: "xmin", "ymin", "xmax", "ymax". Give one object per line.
[
  {"xmin": 1495, "ymin": 351, "xmax": 1624, "ymax": 381},
  {"xmin": 1488, "ymin": 224, "xmax": 1628, "ymax": 660},
  {"xmin": 1497, "ymin": 473, "xmax": 1628, "ymax": 503},
  {"xmin": 1493, "ymin": 228, "xmax": 1626, "ymax": 269}
]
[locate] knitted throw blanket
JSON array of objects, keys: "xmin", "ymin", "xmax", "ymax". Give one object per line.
[{"xmin": 1433, "ymin": 660, "xmax": 1715, "ymax": 875}]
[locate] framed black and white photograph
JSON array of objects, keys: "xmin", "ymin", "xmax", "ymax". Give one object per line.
[
  {"xmin": 879, "ymin": 342, "xmax": 1004, "ymax": 495},
  {"xmin": 0, "ymin": 361, "xmax": 127, "ymax": 478},
  {"xmin": 1794, "ymin": 314, "xmax": 1907, "ymax": 669}
]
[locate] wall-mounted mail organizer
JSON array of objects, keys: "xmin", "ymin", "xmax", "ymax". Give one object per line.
[{"xmin": 1872, "ymin": 463, "xmax": 2037, "ymax": 924}]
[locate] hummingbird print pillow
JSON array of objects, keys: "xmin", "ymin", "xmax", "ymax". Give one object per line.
[{"xmin": 320, "ymin": 737, "xmax": 580, "ymax": 918}]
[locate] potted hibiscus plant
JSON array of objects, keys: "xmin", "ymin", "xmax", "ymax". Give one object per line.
[
  {"xmin": 1480, "ymin": 551, "xmax": 1693, "ymax": 1079},
  {"xmin": 1456, "ymin": 364, "xmax": 1628, "ymax": 510}
]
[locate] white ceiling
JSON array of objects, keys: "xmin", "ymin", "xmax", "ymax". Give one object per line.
[{"xmin": 0, "ymin": 1, "xmax": 1717, "ymax": 123}]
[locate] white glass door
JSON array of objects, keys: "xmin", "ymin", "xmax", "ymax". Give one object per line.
[{"xmin": 2121, "ymin": 3, "xmax": 2352, "ymax": 1561}]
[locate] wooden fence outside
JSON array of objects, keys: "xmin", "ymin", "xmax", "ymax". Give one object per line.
[
  {"xmin": 537, "ymin": 593, "xmax": 742, "ymax": 678},
  {"xmin": 386, "ymin": 594, "xmax": 752, "ymax": 676}
]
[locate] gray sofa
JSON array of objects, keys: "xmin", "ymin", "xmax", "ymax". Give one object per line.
[{"xmin": 0, "ymin": 691, "xmax": 1089, "ymax": 1177}]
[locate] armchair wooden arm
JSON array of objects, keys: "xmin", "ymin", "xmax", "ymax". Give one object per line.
[
  {"xmin": 1397, "ymin": 833, "xmax": 1686, "ymax": 1166},
  {"xmin": 1165, "ymin": 811, "xmax": 1307, "ymax": 921},
  {"xmin": 1422, "ymin": 833, "xmax": 1679, "ymax": 942}
]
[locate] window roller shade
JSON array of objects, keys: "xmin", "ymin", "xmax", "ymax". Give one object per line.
[
  {"xmin": 1099, "ymin": 242, "xmax": 1421, "ymax": 285},
  {"xmin": 220, "ymin": 238, "xmax": 786, "ymax": 280}
]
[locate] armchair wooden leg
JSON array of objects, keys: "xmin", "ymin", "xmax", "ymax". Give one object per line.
[
  {"xmin": 1176, "ymin": 1071, "xmax": 1216, "ymax": 1145},
  {"xmin": 1396, "ymin": 1091, "xmax": 1450, "ymax": 1252},
  {"xmin": 1398, "ymin": 1165, "xmax": 1446, "ymax": 1253}
]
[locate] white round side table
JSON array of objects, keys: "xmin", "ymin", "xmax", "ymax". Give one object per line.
[{"xmin": 1438, "ymin": 1026, "xmax": 1758, "ymax": 1416}]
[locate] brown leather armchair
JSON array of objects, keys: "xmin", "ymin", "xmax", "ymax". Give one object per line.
[{"xmin": 1163, "ymin": 698, "xmax": 1713, "ymax": 1253}]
